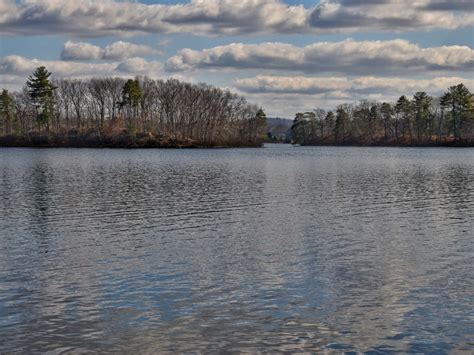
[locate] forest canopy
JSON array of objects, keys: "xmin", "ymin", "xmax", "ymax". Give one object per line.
[
  {"xmin": 1, "ymin": 67, "xmax": 472, "ymax": 148},
  {"xmin": 290, "ymin": 84, "xmax": 474, "ymax": 146},
  {"xmin": 0, "ymin": 67, "xmax": 267, "ymax": 148}
]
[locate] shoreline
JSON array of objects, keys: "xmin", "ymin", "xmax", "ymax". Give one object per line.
[
  {"xmin": 1, "ymin": 135, "xmax": 472, "ymax": 149},
  {"xmin": 0, "ymin": 133, "xmax": 263, "ymax": 149},
  {"xmin": 295, "ymin": 141, "xmax": 474, "ymax": 148}
]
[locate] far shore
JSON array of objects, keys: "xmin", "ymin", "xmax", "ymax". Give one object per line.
[
  {"xmin": 1, "ymin": 134, "xmax": 472, "ymax": 149},
  {"xmin": 0, "ymin": 132, "xmax": 263, "ymax": 149},
  {"xmin": 293, "ymin": 139, "xmax": 473, "ymax": 148}
]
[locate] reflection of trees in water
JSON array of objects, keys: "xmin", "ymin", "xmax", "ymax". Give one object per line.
[
  {"xmin": 261, "ymin": 154, "xmax": 473, "ymax": 352},
  {"xmin": 0, "ymin": 148, "xmax": 472, "ymax": 352}
]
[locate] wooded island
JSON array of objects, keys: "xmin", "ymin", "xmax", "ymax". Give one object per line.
[
  {"xmin": 0, "ymin": 67, "xmax": 267, "ymax": 148},
  {"xmin": 1, "ymin": 66, "xmax": 472, "ymax": 148},
  {"xmin": 289, "ymin": 84, "xmax": 473, "ymax": 147}
]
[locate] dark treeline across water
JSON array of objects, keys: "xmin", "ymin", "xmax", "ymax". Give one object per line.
[
  {"xmin": 1, "ymin": 67, "xmax": 473, "ymax": 148},
  {"xmin": 290, "ymin": 83, "xmax": 474, "ymax": 147},
  {"xmin": 0, "ymin": 67, "xmax": 266, "ymax": 148}
]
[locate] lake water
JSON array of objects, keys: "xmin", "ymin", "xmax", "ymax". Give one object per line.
[{"xmin": 0, "ymin": 145, "xmax": 473, "ymax": 353}]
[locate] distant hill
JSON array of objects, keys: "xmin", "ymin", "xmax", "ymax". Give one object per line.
[{"xmin": 266, "ymin": 117, "xmax": 293, "ymax": 142}]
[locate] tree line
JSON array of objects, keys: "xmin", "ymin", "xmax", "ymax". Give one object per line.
[
  {"xmin": 0, "ymin": 67, "xmax": 267, "ymax": 147},
  {"xmin": 291, "ymin": 84, "xmax": 474, "ymax": 146}
]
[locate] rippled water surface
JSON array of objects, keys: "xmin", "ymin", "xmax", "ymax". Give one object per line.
[{"xmin": 0, "ymin": 145, "xmax": 473, "ymax": 353}]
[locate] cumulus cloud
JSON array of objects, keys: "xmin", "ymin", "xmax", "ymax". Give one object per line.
[
  {"xmin": 61, "ymin": 41, "xmax": 104, "ymax": 61},
  {"xmin": 167, "ymin": 39, "xmax": 474, "ymax": 76},
  {"xmin": 236, "ymin": 75, "xmax": 474, "ymax": 96},
  {"xmin": 104, "ymin": 41, "xmax": 160, "ymax": 60},
  {"xmin": 0, "ymin": 0, "xmax": 472, "ymax": 37},
  {"xmin": 0, "ymin": 55, "xmax": 164, "ymax": 89},
  {"xmin": 115, "ymin": 57, "xmax": 163, "ymax": 74},
  {"xmin": 0, "ymin": 0, "xmax": 308, "ymax": 37},
  {"xmin": 61, "ymin": 41, "xmax": 160, "ymax": 61},
  {"xmin": 237, "ymin": 76, "xmax": 350, "ymax": 95},
  {"xmin": 310, "ymin": 0, "xmax": 474, "ymax": 32},
  {"xmin": 235, "ymin": 75, "xmax": 474, "ymax": 116},
  {"xmin": 419, "ymin": 0, "xmax": 474, "ymax": 12}
]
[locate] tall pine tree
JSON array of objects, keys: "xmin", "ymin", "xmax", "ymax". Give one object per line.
[
  {"xmin": 26, "ymin": 66, "xmax": 57, "ymax": 133},
  {"xmin": 0, "ymin": 89, "xmax": 16, "ymax": 135}
]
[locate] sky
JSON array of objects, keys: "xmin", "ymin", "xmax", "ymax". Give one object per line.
[{"xmin": 0, "ymin": 0, "xmax": 473, "ymax": 117}]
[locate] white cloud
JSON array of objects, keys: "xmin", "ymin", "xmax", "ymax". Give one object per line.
[
  {"xmin": 422, "ymin": 0, "xmax": 474, "ymax": 11},
  {"xmin": 167, "ymin": 39, "xmax": 474, "ymax": 75},
  {"xmin": 310, "ymin": 0, "xmax": 474, "ymax": 32},
  {"xmin": 0, "ymin": 0, "xmax": 16, "ymax": 23},
  {"xmin": 0, "ymin": 55, "xmax": 165, "ymax": 89},
  {"xmin": 61, "ymin": 41, "xmax": 160, "ymax": 61},
  {"xmin": 236, "ymin": 75, "xmax": 474, "ymax": 96},
  {"xmin": 236, "ymin": 76, "xmax": 350, "ymax": 94},
  {"xmin": 0, "ymin": 0, "xmax": 472, "ymax": 37},
  {"xmin": 115, "ymin": 57, "xmax": 163, "ymax": 74},
  {"xmin": 1, "ymin": 56, "xmax": 472, "ymax": 118},
  {"xmin": 104, "ymin": 41, "xmax": 160, "ymax": 60},
  {"xmin": 61, "ymin": 41, "xmax": 104, "ymax": 61},
  {"xmin": 234, "ymin": 74, "xmax": 474, "ymax": 116},
  {"xmin": 0, "ymin": 0, "xmax": 309, "ymax": 37}
]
